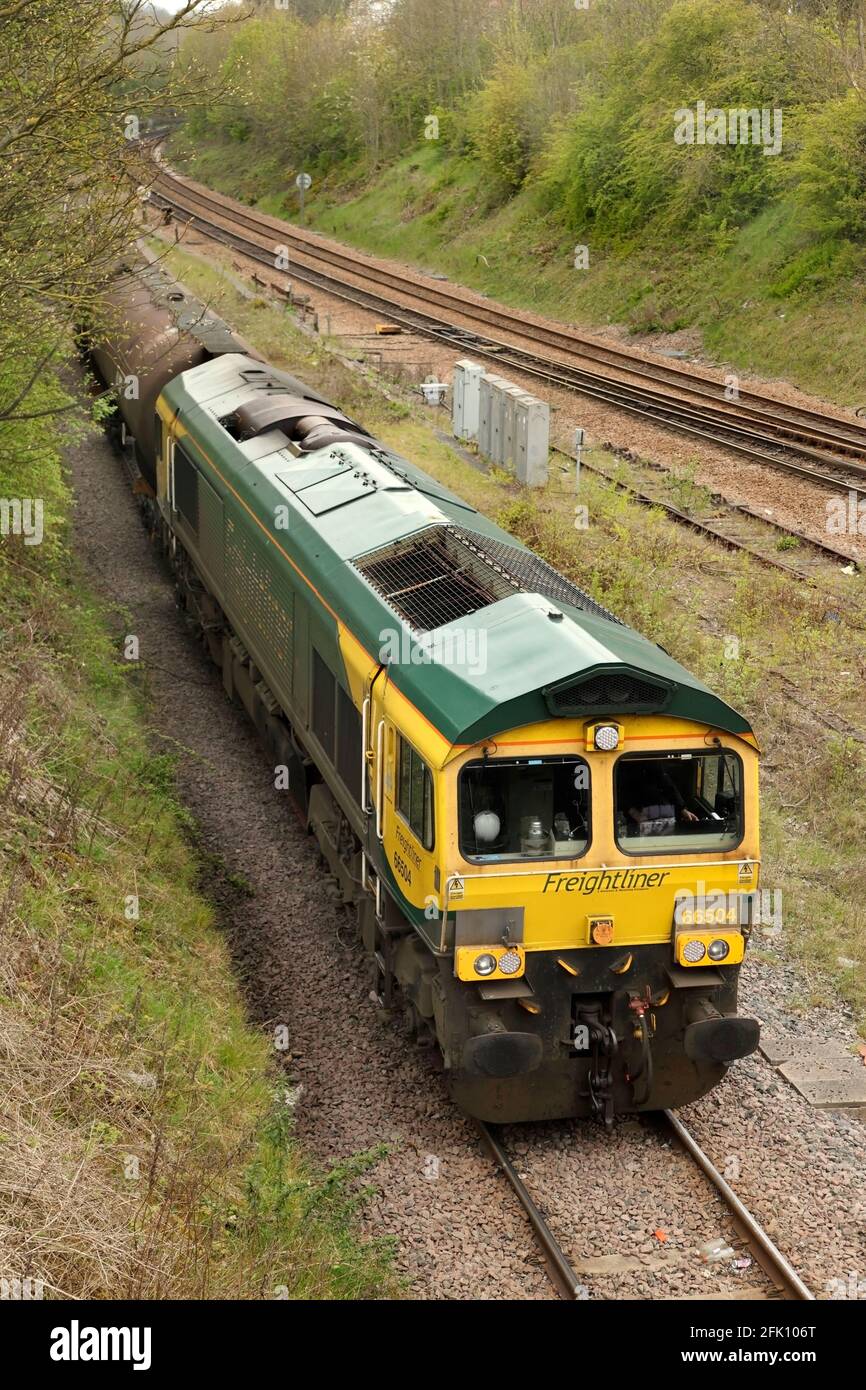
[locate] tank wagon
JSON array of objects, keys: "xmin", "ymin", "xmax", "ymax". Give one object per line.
[
  {"xmin": 90, "ymin": 266, "xmax": 761, "ymax": 1124},
  {"xmin": 84, "ymin": 257, "xmax": 253, "ymax": 487}
]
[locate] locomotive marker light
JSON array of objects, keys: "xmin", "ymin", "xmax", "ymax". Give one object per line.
[
  {"xmin": 675, "ymin": 930, "xmax": 745, "ymax": 967},
  {"xmin": 498, "ymin": 950, "xmax": 522, "ymax": 976},
  {"xmin": 585, "ymin": 720, "xmax": 622, "ymax": 752},
  {"xmin": 674, "ymin": 889, "xmax": 748, "ymax": 966},
  {"xmin": 593, "ymin": 722, "xmax": 620, "ymax": 751}
]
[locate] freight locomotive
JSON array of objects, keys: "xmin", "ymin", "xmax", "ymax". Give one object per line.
[{"xmin": 87, "ymin": 258, "xmax": 761, "ymax": 1125}]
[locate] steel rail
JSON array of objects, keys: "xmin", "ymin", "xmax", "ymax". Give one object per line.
[
  {"xmin": 475, "ymin": 1120, "xmax": 589, "ymax": 1301},
  {"xmin": 479, "ymin": 1115, "xmax": 814, "ymax": 1302},
  {"xmin": 663, "ymin": 1110, "xmax": 815, "ymax": 1301},
  {"xmin": 152, "ymin": 170, "xmax": 866, "ymax": 459},
  {"xmin": 550, "ymin": 445, "xmax": 860, "ymax": 581},
  {"xmin": 149, "ymin": 187, "xmax": 866, "ymax": 506},
  {"xmin": 148, "ymin": 193, "xmax": 866, "ymax": 590},
  {"xmin": 148, "ymin": 192, "xmax": 865, "ymax": 583},
  {"xmin": 156, "ymin": 180, "xmax": 862, "ymax": 465}
]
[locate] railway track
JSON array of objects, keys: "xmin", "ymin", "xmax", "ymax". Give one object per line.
[
  {"xmin": 145, "ymin": 174, "xmax": 864, "ymax": 582},
  {"xmin": 149, "ymin": 169, "xmax": 866, "ymax": 492},
  {"xmin": 477, "ymin": 1115, "xmax": 815, "ymax": 1303},
  {"xmin": 552, "ymin": 444, "xmax": 860, "ymax": 583}
]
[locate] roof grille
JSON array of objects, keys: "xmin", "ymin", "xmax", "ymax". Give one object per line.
[
  {"xmin": 355, "ymin": 528, "xmax": 518, "ymax": 631},
  {"xmin": 545, "ymin": 670, "xmax": 673, "ymax": 717},
  {"xmin": 452, "ymin": 527, "xmax": 621, "ymax": 624}
]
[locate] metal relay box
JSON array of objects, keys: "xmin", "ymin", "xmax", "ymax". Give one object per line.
[
  {"xmin": 478, "ymin": 373, "xmax": 509, "ymax": 459},
  {"xmin": 514, "ymin": 396, "xmax": 550, "ymax": 487},
  {"xmin": 452, "ymin": 359, "xmax": 485, "ymax": 440},
  {"xmin": 452, "ymin": 363, "xmax": 550, "ymax": 486}
]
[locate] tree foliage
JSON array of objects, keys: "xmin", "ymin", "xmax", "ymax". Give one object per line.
[
  {"xmin": 175, "ymin": 0, "xmax": 866, "ymax": 254},
  {"xmin": 4, "ymin": 0, "xmax": 866, "ymax": 444},
  {"xmin": 0, "ymin": 0, "xmax": 235, "ymax": 426}
]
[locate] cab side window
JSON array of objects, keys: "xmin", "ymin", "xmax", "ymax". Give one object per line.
[
  {"xmin": 173, "ymin": 441, "xmax": 199, "ymax": 532},
  {"xmin": 397, "ymin": 735, "xmax": 434, "ymax": 850}
]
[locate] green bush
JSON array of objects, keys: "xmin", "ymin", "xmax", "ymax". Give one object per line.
[
  {"xmin": 786, "ymin": 90, "xmax": 866, "ymax": 240},
  {"xmin": 539, "ymin": 0, "xmax": 804, "ymax": 244},
  {"xmin": 468, "ymin": 61, "xmax": 540, "ymax": 193}
]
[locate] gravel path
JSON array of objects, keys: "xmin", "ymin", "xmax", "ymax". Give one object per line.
[{"xmin": 67, "ymin": 367, "xmax": 866, "ymax": 1301}]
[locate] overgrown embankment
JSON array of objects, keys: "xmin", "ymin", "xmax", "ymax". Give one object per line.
[
  {"xmin": 170, "ymin": 129, "xmax": 866, "ymax": 410},
  {"xmin": 0, "ymin": 365, "xmax": 393, "ymax": 1299},
  {"xmin": 171, "ymin": 0, "xmax": 866, "ymax": 407}
]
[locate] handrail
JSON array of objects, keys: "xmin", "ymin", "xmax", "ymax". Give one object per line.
[
  {"xmin": 375, "ymin": 719, "xmax": 385, "ymax": 842},
  {"xmin": 361, "ymin": 695, "xmax": 372, "ymax": 814}
]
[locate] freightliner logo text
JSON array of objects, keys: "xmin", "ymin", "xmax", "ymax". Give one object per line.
[{"xmin": 542, "ymin": 870, "xmax": 671, "ymax": 896}]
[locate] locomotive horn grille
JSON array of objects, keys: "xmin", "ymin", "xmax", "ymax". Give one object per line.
[{"xmin": 543, "ymin": 669, "xmax": 674, "ymax": 716}]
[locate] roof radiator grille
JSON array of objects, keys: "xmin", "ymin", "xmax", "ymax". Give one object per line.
[
  {"xmin": 451, "ymin": 526, "xmax": 621, "ymax": 624},
  {"xmin": 354, "ymin": 527, "xmax": 518, "ymax": 631}
]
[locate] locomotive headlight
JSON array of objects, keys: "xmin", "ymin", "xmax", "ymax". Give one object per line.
[
  {"xmin": 456, "ymin": 945, "xmax": 526, "ymax": 981},
  {"xmin": 675, "ymin": 930, "xmax": 744, "ymax": 968},
  {"xmin": 594, "ymin": 724, "xmax": 620, "ymax": 751}
]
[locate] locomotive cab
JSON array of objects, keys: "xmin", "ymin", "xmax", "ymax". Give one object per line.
[{"xmin": 364, "ymin": 635, "xmax": 761, "ymax": 1126}]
